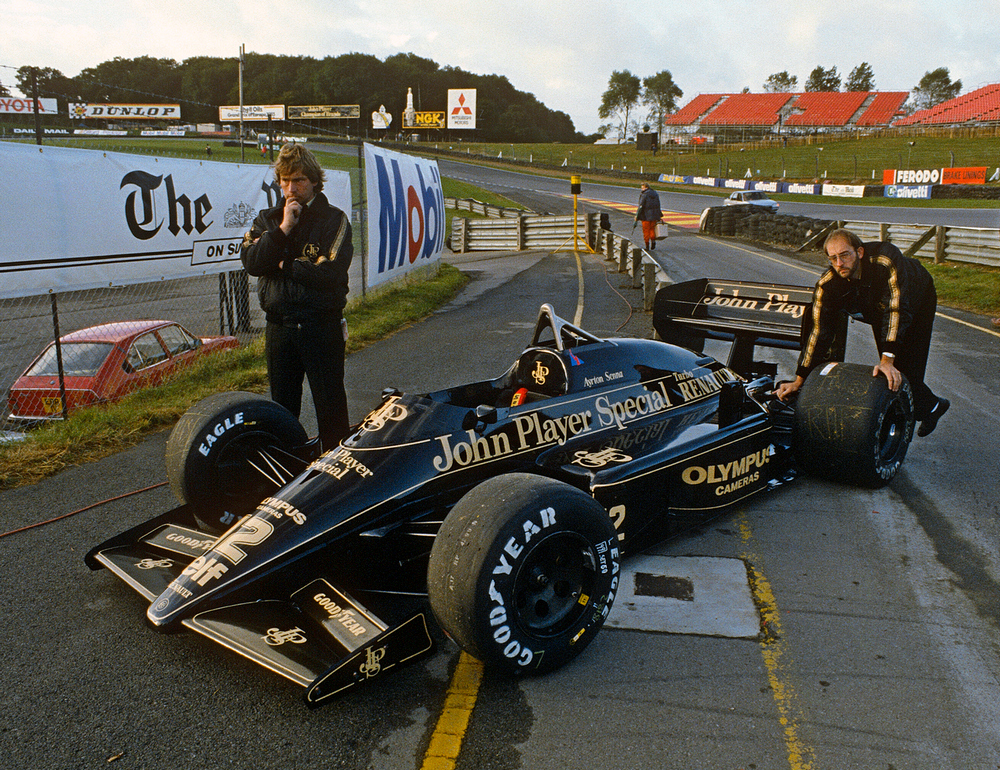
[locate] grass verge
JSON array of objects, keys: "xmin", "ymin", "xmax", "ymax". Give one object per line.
[{"xmin": 0, "ymin": 263, "xmax": 468, "ymax": 492}]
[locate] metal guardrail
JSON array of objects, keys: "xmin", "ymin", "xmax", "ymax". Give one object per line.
[
  {"xmin": 839, "ymin": 220, "xmax": 1000, "ymax": 267},
  {"xmin": 446, "ymin": 198, "xmax": 670, "ymax": 310}
]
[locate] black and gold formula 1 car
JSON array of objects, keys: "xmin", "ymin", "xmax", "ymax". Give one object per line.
[{"xmin": 87, "ymin": 279, "xmax": 915, "ymax": 706}]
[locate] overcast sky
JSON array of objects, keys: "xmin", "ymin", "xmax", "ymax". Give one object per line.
[{"xmin": 4, "ymin": 0, "xmax": 999, "ymax": 135}]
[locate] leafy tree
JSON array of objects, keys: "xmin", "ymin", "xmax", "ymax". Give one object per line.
[
  {"xmin": 598, "ymin": 70, "xmax": 641, "ymax": 140},
  {"xmin": 804, "ymin": 65, "xmax": 841, "ymax": 92},
  {"xmin": 764, "ymin": 71, "xmax": 798, "ymax": 92},
  {"xmin": 845, "ymin": 62, "xmax": 875, "ymax": 92},
  {"xmin": 642, "ymin": 70, "xmax": 683, "ymax": 139},
  {"xmin": 15, "ymin": 66, "xmax": 79, "ymax": 101},
  {"xmin": 5, "ymin": 52, "xmax": 590, "ymax": 142},
  {"xmin": 75, "ymin": 56, "xmax": 182, "ymax": 103},
  {"xmin": 0, "ymin": 78, "xmax": 8, "ymax": 97},
  {"xmin": 911, "ymin": 67, "xmax": 962, "ymax": 111}
]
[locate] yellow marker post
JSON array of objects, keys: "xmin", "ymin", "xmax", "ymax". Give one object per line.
[{"xmin": 554, "ymin": 175, "xmax": 596, "ymax": 255}]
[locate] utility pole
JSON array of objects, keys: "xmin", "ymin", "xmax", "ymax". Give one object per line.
[
  {"xmin": 239, "ymin": 44, "xmax": 245, "ymax": 162},
  {"xmin": 31, "ymin": 69, "xmax": 42, "ymax": 146}
]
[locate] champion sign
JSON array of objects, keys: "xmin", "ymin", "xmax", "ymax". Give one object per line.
[{"xmin": 363, "ymin": 143, "xmax": 444, "ymax": 289}]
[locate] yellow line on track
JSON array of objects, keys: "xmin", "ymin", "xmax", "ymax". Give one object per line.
[
  {"xmin": 738, "ymin": 512, "xmax": 817, "ymax": 770},
  {"xmin": 420, "ymin": 652, "xmax": 485, "ymax": 770}
]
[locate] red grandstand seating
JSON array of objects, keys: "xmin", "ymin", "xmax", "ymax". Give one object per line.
[
  {"xmin": 698, "ymin": 93, "xmax": 795, "ymax": 126},
  {"xmin": 664, "ymin": 94, "xmax": 727, "ymax": 125},
  {"xmin": 895, "ymin": 83, "xmax": 1000, "ymax": 125},
  {"xmin": 784, "ymin": 92, "xmax": 869, "ymax": 127},
  {"xmin": 855, "ymin": 92, "xmax": 908, "ymax": 126}
]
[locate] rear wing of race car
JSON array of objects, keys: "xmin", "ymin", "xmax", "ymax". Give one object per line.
[{"xmin": 652, "ymin": 278, "xmax": 847, "ymax": 378}]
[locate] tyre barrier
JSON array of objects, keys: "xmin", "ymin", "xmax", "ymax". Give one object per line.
[{"xmin": 699, "ymin": 205, "xmax": 835, "ymax": 249}]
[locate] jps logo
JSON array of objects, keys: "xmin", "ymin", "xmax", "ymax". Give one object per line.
[
  {"xmin": 359, "ymin": 646, "xmax": 387, "ymax": 678},
  {"xmin": 302, "ymin": 243, "xmax": 320, "ymax": 262},
  {"xmin": 264, "ymin": 627, "xmax": 307, "ymax": 647},
  {"xmin": 572, "ymin": 448, "xmax": 633, "ymax": 468},
  {"xmin": 532, "ymin": 361, "xmax": 549, "ymax": 385},
  {"xmin": 362, "ymin": 400, "xmax": 408, "ymax": 432}
]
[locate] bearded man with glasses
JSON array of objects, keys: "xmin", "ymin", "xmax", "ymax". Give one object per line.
[{"xmin": 776, "ymin": 228, "xmax": 949, "ymax": 438}]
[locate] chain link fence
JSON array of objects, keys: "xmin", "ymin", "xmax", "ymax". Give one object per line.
[
  {"xmin": 0, "ymin": 272, "xmax": 264, "ymax": 435},
  {"xmin": 1, "ymin": 138, "xmax": 369, "ymax": 440}
]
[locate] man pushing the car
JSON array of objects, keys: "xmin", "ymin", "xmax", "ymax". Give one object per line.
[{"xmin": 776, "ymin": 228, "xmax": 949, "ymax": 437}]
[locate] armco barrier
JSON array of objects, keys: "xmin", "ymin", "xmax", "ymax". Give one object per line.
[
  {"xmin": 699, "ymin": 205, "xmax": 1000, "ymax": 268},
  {"xmin": 446, "ymin": 198, "xmax": 670, "ymax": 310}
]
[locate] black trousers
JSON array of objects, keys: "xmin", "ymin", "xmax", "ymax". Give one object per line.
[
  {"xmin": 880, "ymin": 287, "xmax": 939, "ymax": 420},
  {"xmin": 265, "ymin": 317, "xmax": 348, "ymax": 449}
]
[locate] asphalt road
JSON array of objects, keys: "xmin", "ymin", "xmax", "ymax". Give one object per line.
[{"xmin": 3, "ymin": 162, "xmax": 999, "ymax": 770}]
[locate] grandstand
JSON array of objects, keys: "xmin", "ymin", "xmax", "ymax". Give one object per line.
[
  {"xmin": 894, "ymin": 83, "xmax": 1000, "ymax": 126},
  {"xmin": 854, "ymin": 92, "xmax": 909, "ymax": 126},
  {"xmin": 784, "ymin": 91, "xmax": 870, "ymax": 127},
  {"xmin": 698, "ymin": 93, "xmax": 796, "ymax": 126},
  {"xmin": 662, "ymin": 93, "xmax": 727, "ymax": 126},
  {"xmin": 664, "ymin": 86, "xmax": 1000, "ymax": 134},
  {"xmin": 663, "ymin": 91, "xmax": 911, "ymax": 133}
]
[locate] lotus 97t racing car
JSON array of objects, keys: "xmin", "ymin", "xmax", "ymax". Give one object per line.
[{"xmin": 87, "ymin": 279, "xmax": 915, "ymax": 707}]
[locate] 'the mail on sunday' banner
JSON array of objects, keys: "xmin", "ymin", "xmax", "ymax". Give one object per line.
[
  {"xmin": 363, "ymin": 143, "xmax": 444, "ymax": 289},
  {"xmin": 0, "ymin": 142, "xmax": 351, "ymax": 299}
]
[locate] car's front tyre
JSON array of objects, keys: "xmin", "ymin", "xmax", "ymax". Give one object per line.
[
  {"xmin": 427, "ymin": 473, "xmax": 620, "ymax": 675},
  {"xmin": 165, "ymin": 391, "xmax": 308, "ymax": 532}
]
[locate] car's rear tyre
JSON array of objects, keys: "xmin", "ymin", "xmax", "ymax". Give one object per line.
[
  {"xmin": 165, "ymin": 391, "xmax": 308, "ymax": 532},
  {"xmin": 793, "ymin": 362, "xmax": 914, "ymax": 488},
  {"xmin": 427, "ymin": 473, "xmax": 620, "ymax": 676}
]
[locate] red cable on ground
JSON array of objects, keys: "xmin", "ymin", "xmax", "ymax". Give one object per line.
[
  {"xmin": 0, "ymin": 481, "xmax": 168, "ymax": 539},
  {"xmin": 604, "ymin": 258, "xmax": 636, "ymax": 332}
]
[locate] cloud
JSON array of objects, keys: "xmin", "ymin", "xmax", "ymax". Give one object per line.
[{"xmin": 3, "ymin": 0, "xmax": 998, "ymax": 135}]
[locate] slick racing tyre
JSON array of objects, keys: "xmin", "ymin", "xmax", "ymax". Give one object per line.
[
  {"xmin": 793, "ymin": 362, "xmax": 915, "ymax": 488},
  {"xmin": 428, "ymin": 473, "xmax": 620, "ymax": 676},
  {"xmin": 165, "ymin": 391, "xmax": 308, "ymax": 533}
]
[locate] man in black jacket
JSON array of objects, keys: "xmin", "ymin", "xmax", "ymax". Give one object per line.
[
  {"xmin": 776, "ymin": 228, "xmax": 949, "ymax": 437},
  {"xmin": 241, "ymin": 143, "xmax": 353, "ymax": 449},
  {"xmin": 634, "ymin": 182, "xmax": 663, "ymax": 251}
]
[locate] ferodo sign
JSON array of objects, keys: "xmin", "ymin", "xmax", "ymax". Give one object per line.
[
  {"xmin": 883, "ymin": 167, "xmax": 988, "ymax": 185},
  {"xmin": 363, "ymin": 143, "xmax": 444, "ymax": 289}
]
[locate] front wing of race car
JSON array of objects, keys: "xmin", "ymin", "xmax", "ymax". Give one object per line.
[{"xmin": 85, "ymin": 508, "xmax": 434, "ymax": 707}]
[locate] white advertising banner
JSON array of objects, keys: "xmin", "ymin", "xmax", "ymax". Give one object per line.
[
  {"xmin": 218, "ymin": 104, "xmax": 286, "ymax": 122},
  {"xmin": 363, "ymin": 143, "xmax": 444, "ymax": 289},
  {"xmin": 446, "ymin": 89, "xmax": 477, "ymax": 129},
  {"xmin": 0, "ymin": 142, "xmax": 351, "ymax": 299},
  {"xmin": 68, "ymin": 103, "xmax": 181, "ymax": 120},
  {"xmin": 0, "ymin": 97, "xmax": 58, "ymax": 115}
]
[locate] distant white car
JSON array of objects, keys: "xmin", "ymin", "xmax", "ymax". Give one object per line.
[{"xmin": 724, "ymin": 190, "xmax": 779, "ymax": 211}]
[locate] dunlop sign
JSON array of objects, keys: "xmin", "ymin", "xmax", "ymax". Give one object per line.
[{"xmin": 69, "ymin": 103, "xmax": 180, "ymax": 120}]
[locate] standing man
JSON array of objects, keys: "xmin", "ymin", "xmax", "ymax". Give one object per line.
[
  {"xmin": 241, "ymin": 143, "xmax": 353, "ymax": 450},
  {"xmin": 635, "ymin": 182, "xmax": 663, "ymax": 251},
  {"xmin": 776, "ymin": 228, "xmax": 949, "ymax": 437}
]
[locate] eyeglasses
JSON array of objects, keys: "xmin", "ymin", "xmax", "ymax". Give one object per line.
[{"xmin": 828, "ymin": 250, "xmax": 856, "ymax": 265}]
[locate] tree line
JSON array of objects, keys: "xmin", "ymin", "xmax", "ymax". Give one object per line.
[
  {"xmin": 1, "ymin": 53, "xmax": 593, "ymax": 143},
  {"xmin": 762, "ymin": 64, "xmax": 962, "ymax": 112}
]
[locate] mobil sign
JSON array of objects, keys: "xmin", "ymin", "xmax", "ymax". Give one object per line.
[{"xmin": 364, "ymin": 143, "xmax": 444, "ymax": 289}]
